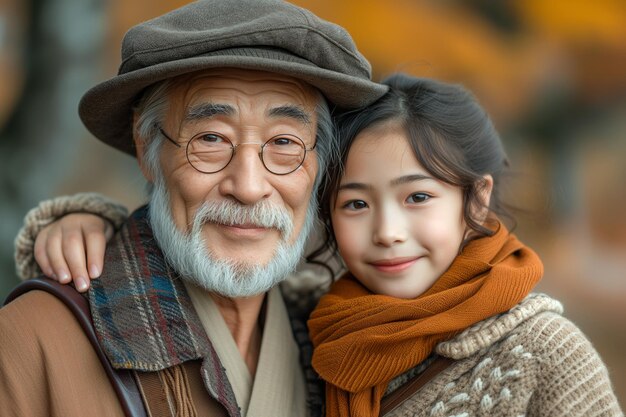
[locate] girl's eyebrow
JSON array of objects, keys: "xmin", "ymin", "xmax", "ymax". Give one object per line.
[
  {"xmin": 338, "ymin": 182, "xmax": 370, "ymax": 191},
  {"xmin": 390, "ymin": 174, "xmax": 434, "ymax": 186},
  {"xmin": 338, "ymin": 174, "xmax": 434, "ymax": 191}
]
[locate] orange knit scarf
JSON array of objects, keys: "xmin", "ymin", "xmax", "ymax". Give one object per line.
[{"xmin": 308, "ymin": 223, "xmax": 543, "ymax": 417}]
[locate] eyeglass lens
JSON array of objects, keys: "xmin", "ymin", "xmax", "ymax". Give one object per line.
[{"xmin": 186, "ymin": 132, "xmax": 307, "ymax": 175}]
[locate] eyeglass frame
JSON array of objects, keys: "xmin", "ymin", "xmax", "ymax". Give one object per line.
[{"xmin": 157, "ymin": 126, "xmax": 317, "ymax": 175}]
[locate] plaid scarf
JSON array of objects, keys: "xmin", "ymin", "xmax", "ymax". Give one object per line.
[{"xmin": 89, "ymin": 205, "xmax": 323, "ymax": 416}]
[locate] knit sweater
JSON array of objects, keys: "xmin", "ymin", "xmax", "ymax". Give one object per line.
[
  {"xmin": 383, "ymin": 293, "xmax": 623, "ymax": 416},
  {"xmin": 14, "ymin": 193, "xmax": 128, "ymax": 280}
]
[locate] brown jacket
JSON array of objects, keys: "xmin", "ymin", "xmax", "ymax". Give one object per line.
[
  {"xmin": 0, "ymin": 290, "xmax": 237, "ymax": 417},
  {"xmin": 3, "ymin": 205, "xmax": 324, "ymax": 417},
  {"xmin": 0, "ymin": 290, "xmax": 124, "ymax": 416}
]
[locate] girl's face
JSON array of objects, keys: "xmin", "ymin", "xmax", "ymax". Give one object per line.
[{"xmin": 331, "ymin": 122, "xmax": 466, "ymax": 299}]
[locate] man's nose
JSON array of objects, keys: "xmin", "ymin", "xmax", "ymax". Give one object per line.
[
  {"xmin": 372, "ymin": 208, "xmax": 408, "ymax": 247},
  {"xmin": 217, "ymin": 144, "xmax": 273, "ymax": 205}
]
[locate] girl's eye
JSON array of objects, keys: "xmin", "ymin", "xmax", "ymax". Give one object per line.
[
  {"xmin": 406, "ymin": 193, "xmax": 431, "ymax": 204},
  {"xmin": 343, "ymin": 200, "xmax": 368, "ymax": 211}
]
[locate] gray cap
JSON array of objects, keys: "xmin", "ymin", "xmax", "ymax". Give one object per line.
[{"xmin": 78, "ymin": 0, "xmax": 387, "ymax": 156}]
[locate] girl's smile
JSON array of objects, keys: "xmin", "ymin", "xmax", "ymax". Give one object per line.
[
  {"xmin": 330, "ymin": 121, "xmax": 467, "ymax": 299},
  {"xmin": 368, "ymin": 256, "xmax": 422, "ymax": 273}
]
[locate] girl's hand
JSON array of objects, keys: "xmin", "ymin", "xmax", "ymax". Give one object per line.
[{"xmin": 33, "ymin": 213, "xmax": 113, "ymax": 292}]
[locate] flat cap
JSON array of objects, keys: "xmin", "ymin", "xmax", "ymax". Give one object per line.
[{"xmin": 78, "ymin": 0, "xmax": 387, "ymax": 156}]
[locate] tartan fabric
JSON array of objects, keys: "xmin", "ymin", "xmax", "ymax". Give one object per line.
[
  {"xmin": 88, "ymin": 205, "xmax": 325, "ymax": 417},
  {"xmin": 89, "ymin": 206, "xmax": 240, "ymax": 416}
]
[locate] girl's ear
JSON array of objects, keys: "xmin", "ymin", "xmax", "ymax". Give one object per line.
[
  {"xmin": 474, "ymin": 174, "xmax": 494, "ymax": 223},
  {"xmin": 480, "ymin": 174, "xmax": 494, "ymax": 208},
  {"xmin": 132, "ymin": 112, "xmax": 155, "ymax": 182}
]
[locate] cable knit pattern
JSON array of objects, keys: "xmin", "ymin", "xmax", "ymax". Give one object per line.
[
  {"xmin": 14, "ymin": 193, "xmax": 129, "ymax": 280},
  {"xmin": 384, "ymin": 294, "xmax": 623, "ymax": 416}
]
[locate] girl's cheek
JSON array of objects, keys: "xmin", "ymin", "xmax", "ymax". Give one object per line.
[{"xmin": 333, "ymin": 216, "xmax": 359, "ymax": 256}]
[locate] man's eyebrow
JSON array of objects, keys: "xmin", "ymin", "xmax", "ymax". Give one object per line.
[
  {"xmin": 185, "ymin": 103, "xmax": 235, "ymax": 121},
  {"xmin": 268, "ymin": 105, "xmax": 312, "ymax": 125}
]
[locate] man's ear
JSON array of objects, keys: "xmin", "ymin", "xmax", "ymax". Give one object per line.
[{"xmin": 132, "ymin": 112, "xmax": 154, "ymax": 182}]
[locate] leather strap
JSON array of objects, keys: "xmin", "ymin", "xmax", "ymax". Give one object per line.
[
  {"xmin": 379, "ymin": 356, "xmax": 455, "ymax": 416},
  {"xmin": 4, "ymin": 277, "xmax": 148, "ymax": 417},
  {"xmin": 135, "ymin": 361, "xmax": 206, "ymax": 417},
  {"xmin": 135, "ymin": 370, "xmax": 172, "ymax": 417}
]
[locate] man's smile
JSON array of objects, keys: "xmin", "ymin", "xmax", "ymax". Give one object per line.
[{"xmin": 211, "ymin": 222, "xmax": 278, "ymax": 240}]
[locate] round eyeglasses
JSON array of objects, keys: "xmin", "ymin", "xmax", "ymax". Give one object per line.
[{"xmin": 158, "ymin": 128, "xmax": 316, "ymax": 175}]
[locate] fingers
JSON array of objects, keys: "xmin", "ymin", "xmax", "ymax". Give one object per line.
[
  {"xmin": 61, "ymin": 224, "xmax": 91, "ymax": 292},
  {"xmin": 34, "ymin": 226, "xmax": 55, "ymax": 279},
  {"xmin": 42, "ymin": 224, "xmax": 72, "ymax": 284},
  {"xmin": 83, "ymin": 221, "xmax": 111, "ymax": 281},
  {"xmin": 32, "ymin": 213, "xmax": 111, "ymax": 293}
]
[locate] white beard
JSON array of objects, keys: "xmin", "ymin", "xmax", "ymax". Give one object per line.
[{"xmin": 148, "ymin": 175, "xmax": 315, "ymax": 298}]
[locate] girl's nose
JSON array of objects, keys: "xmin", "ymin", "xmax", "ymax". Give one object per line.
[{"xmin": 372, "ymin": 210, "xmax": 408, "ymax": 247}]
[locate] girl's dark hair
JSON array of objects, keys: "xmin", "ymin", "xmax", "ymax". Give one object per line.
[{"xmin": 309, "ymin": 73, "xmax": 513, "ymax": 268}]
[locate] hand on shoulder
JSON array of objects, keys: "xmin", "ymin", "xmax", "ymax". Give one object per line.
[{"xmin": 34, "ymin": 213, "xmax": 113, "ymax": 292}]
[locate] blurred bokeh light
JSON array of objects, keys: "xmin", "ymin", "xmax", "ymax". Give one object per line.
[{"xmin": 1, "ymin": 0, "xmax": 624, "ymax": 405}]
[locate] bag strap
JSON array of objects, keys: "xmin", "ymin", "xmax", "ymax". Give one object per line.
[
  {"xmin": 134, "ymin": 361, "xmax": 210, "ymax": 417},
  {"xmin": 379, "ymin": 355, "xmax": 455, "ymax": 416},
  {"xmin": 134, "ymin": 371, "xmax": 173, "ymax": 417},
  {"xmin": 4, "ymin": 277, "xmax": 148, "ymax": 417}
]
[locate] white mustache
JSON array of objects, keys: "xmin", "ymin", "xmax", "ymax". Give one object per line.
[{"xmin": 192, "ymin": 200, "xmax": 294, "ymax": 238}]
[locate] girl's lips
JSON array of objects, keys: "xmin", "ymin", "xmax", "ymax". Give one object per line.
[{"xmin": 368, "ymin": 257, "xmax": 421, "ymax": 273}]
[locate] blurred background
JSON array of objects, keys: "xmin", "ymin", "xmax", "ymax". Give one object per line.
[{"xmin": 1, "ymin": 0, "xmax": 624, "ymax": 404}]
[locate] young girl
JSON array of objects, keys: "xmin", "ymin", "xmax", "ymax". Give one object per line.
[
  {"xmin": 303, "ymin": 74, "xmax": 620, "ymax": 416},
  {"xmin": 15, "ymin": 74, "xmax": 623, "ymax": 416}
]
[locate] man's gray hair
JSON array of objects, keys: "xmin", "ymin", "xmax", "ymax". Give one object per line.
[
  {"xmin": 133, "ymin": 81, "xmax": 172, "ymax": 181},
  {"xmin": 132, "ymin": 78, "xmax": 337, "ymax": 195}
]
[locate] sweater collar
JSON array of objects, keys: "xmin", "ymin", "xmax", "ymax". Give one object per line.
[{"xmin": 435, "ymin": 293, "xmax": 563, "ymax": 359}]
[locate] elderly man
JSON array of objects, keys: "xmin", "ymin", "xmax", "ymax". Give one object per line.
[{"xmin": 0, "ymin": 1, "xmax": 386, "ymax": 416}]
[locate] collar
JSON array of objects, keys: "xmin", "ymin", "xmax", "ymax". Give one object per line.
[
  {"xmin": 435, "ymin": 293, "xmax": 563, "ymax": 359},
  {"xmin": 187, "ymin": 283, "xmax": 307, "ymax": 417}
]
